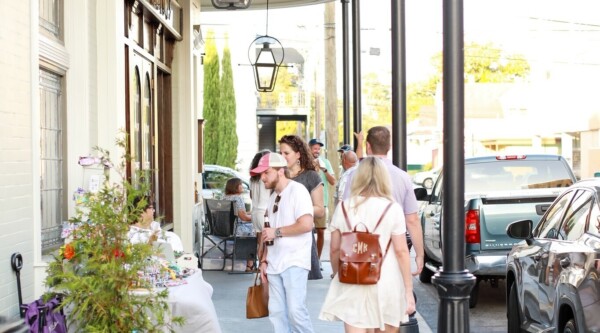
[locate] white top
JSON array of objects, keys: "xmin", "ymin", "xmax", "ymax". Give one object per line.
[
  {"xmin": 128, "ymin": 221, "xmax": 184, "ymax": 252},
  {"xmin": 335, "ymin": 164, "xmax": 358, "ymax": 205},
  {"xmin": 265, "ymin": 181, "xmax": 314, "ymax": 275},
  {"xmin": 250, "ymin": 179, "xmax": 271, "ymax": 232},
  {"xmin": 320, "ymin": 196, "xmax": 408, "ymax": 329},
  {"xmin": 128, "ymin": 221, "xmax": 162, "ymax": 244}
]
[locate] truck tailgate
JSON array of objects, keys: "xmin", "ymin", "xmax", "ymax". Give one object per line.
[{"xmin": 477, "ymin": 196, "xmax": 556, "ymax": 251}]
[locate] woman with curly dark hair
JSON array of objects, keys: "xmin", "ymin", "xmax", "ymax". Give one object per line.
[
  {"xmin": 278, "ymin": 135, "xmax": 325, "ymax": 219},
  {"xmin": 278, "ymin": 135, "xmax": 324, "ymax": 280}
]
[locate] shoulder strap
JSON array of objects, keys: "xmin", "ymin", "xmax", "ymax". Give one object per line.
[
  {"xmin": 341, "ymin": 201, "xmax": 393, "ymax": 232},
  {"xmin": 340, "ymin": 201, "xmax": 352, "ymax": 230},
  {"xmin": 343, "ymin": 201, "xmax": 395, "ymax": 258},
  {"xmin": 378, "ymin": 202, "xmax": 394, "ymax": 259},
  {"xmin": 372, "ymin": 202, "xmax": 394, "ymax": 233}
]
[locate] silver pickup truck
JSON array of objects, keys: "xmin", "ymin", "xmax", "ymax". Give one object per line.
[{"xmin": 416, "ymin": 154, "xmax": 577, "ymax": 308}]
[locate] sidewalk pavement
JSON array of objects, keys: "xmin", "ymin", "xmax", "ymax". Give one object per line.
[{"xmin": 202, "ymin": 229, "xmax": 432, "ymax": 333}]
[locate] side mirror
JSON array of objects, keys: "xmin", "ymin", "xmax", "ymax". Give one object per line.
[
  {"xmin": 414, "ymin": 187, "xmax": 429, "ymax": 201},
  {"xmin": 506, "ymin": 219, "xmax": 533, "ymax": 240}
]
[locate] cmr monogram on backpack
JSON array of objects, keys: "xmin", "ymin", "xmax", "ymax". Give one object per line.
[{"xmin": 338, "ymin": 202, "xmax": 393, "ymax": 285}]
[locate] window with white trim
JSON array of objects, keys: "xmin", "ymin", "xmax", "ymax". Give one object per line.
[
  {"xmin": 39, "ymin": 0, "xmax": 62, "ymax": 40},
  {"xmin": 40, "ymin": 69, "xmax": 65, "ymax": 254}
]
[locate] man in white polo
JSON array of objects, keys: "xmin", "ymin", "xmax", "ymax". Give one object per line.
[{"xmin": 252, "ymin": 152, "xmax": 315, "ymax": 333}]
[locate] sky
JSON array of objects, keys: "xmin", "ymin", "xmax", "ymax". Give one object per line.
[
  {"xmin": 202, "ymin": 0, "xmax": 600, "ymax": 88},
  {"xmin": 201, "ymin": 0, "xmax": 600, "ymax": 170}
]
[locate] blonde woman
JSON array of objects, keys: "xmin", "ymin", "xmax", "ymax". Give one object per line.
[{"xmin": 319, "ymin": 157, "xmax": 415, "ymax": 332}]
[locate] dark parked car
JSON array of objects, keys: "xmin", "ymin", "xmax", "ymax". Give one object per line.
[{"xmin": 506, "ymin": 178, "xmax": 600, "ymax": 333}]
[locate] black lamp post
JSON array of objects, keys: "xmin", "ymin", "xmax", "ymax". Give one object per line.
[
  {"xmin": 211, "ymin": 0, "xmax": 252, "ymax": 10},
  {"xmin": 247, "ymin": 0, "xmax": 284, "ymax": 92}
]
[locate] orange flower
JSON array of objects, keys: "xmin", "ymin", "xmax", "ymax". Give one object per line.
[
  {"xmin": 64, "ymin": 243, "xmax": 75, "ymax": 260},
  {"xmin": 113, "ymin": 248, "xmax": 125, "ymax": 259}
]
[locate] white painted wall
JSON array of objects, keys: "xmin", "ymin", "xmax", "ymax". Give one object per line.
[{"xmin": 0, "ymin": 0, "xmax": 35, "ymax": 319}]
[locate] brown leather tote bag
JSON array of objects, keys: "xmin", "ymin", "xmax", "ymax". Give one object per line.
[{"xmin": 246, "ymin": 272, "xmax": 269, "ymax": 319}]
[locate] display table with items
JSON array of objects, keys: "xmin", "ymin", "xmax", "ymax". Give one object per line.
[
  {"xmin": 131, "ymin": 254, "xmax": 222, "ymax": 333},
  {"xmin": 54, "ymin": 253, "xmax": 221, "ymax": 333}
]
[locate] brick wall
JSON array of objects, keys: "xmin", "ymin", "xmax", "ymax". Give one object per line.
[{"xmin": 0, "ymin": 1, "xmax": 34, "ymax": 318}]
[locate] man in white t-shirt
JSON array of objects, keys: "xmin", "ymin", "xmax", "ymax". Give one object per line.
[{"xmin": 251, "ymin": 152, "xmax": 315, "ymax": 333}]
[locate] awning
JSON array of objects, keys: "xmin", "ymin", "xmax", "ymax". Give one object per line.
[{"xmin": 200, "ymin": 0, "xmax": 334, "ymax": 12}]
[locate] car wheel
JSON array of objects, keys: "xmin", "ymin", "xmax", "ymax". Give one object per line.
[
  {"xmin": 563, "ymin": 319, "xmax": 577, "ymax": 333},
  {"xmin": 507, "ymin": 283, "xmax": 522, "ymax": 333},
  {"xmin": 469, "ymin": 280, "xmax": 479, "ymax": 308},
  {"xmin": 423, "ymin": 178, "xmax": 434, "ymax": 189},
  {"xmin": 419, "ymin": 253, "xmax": 434, "ymax": 283}
]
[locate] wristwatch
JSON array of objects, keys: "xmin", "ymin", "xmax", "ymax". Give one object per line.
[{"xmin": 275, "ymin": 228, "xmax": 283, "ymax": 238}]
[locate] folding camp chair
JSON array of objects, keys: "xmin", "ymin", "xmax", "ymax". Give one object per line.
[
  {"xmin": 192, "ymin": 202, "xmax": 205, "ymax": 267},
  {"xmin": 229, "ymin": 233, "xmax": 257, "ymax": 274},
  {"xmin": 200, "ymin": 199, "xmax": 236, "ymax": 271}
]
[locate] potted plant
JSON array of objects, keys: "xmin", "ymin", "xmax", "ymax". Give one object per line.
[{"xmin": 45, "ymin": 141, "xmax": 183, "ymax": 332}]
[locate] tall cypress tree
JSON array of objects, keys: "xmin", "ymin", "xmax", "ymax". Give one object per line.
[
  {"xmin": 203, "ymin": 30, "xmax": 220, "ymax": 165},
  {"xmin": 218, "ymin": 37, "xmax": 238, "ymax": 168}
]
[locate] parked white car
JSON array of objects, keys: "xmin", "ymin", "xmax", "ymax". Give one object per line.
[
  {"xmin": 202, "ymin": 165, "xmax": 251, "ymax": 209},
  {"xmin": 412, "ymin": 167, "xmax": 441, "ymax": 189}
]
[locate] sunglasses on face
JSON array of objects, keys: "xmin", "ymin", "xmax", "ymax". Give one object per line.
[{"xmin": 273, "ymin": 195, "xmax": 281, "ymax": 214}]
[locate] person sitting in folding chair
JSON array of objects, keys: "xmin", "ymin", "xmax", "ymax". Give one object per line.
[{"xmin": 223, "ymin": 178, "xmax": 256, "ymax": 272}]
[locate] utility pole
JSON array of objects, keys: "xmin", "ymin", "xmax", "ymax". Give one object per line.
[{"xmin": 324, "ymin": 1, "xmax": 338, "ymax": 205}]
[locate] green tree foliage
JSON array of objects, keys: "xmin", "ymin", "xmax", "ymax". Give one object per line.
[
  {"xmin": 407, "ymin": 76, "xmax": 438, "ymax": 123},
  {"xmin": 339, "ymin": 42, "xmax": 531, "ymax": 141},
  {"xmin": 407, "ymin": 42, "xmax": 531, "ymax": 122},
  {"xmin": 362, "ymin": 73, "xmax": 392, "ymax": 133},
  {"xmin": 258, "ymin": 66, "xmax": 296, "ymax": 109},
  {"xmin": 203, "ymin": 30, "xmax": 220, "ymax": 165},
  {"xmin": 219, "ymin": 39, "xmax": 238, "ymax": 168},
  {"xmin": 257, "ymin": 66, "xmax": 301, "ymax": 140},
  {"xmin": 428, "ymin": 42, "xmax": 530, "ymax": 83}
]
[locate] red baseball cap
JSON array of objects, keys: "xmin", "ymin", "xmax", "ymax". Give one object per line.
[{"xmin": 250, "ymin": 153, "xmax": 287, "ymax": 176}]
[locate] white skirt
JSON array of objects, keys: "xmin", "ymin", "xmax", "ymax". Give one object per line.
[{"xmin": 319, "ymin": 252, "xmax": 408, "ymax": 330}]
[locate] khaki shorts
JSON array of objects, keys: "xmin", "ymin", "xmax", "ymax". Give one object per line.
[{"xmin": 314, "ymin": 210, "xmax": 328, "ymax": 229}]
